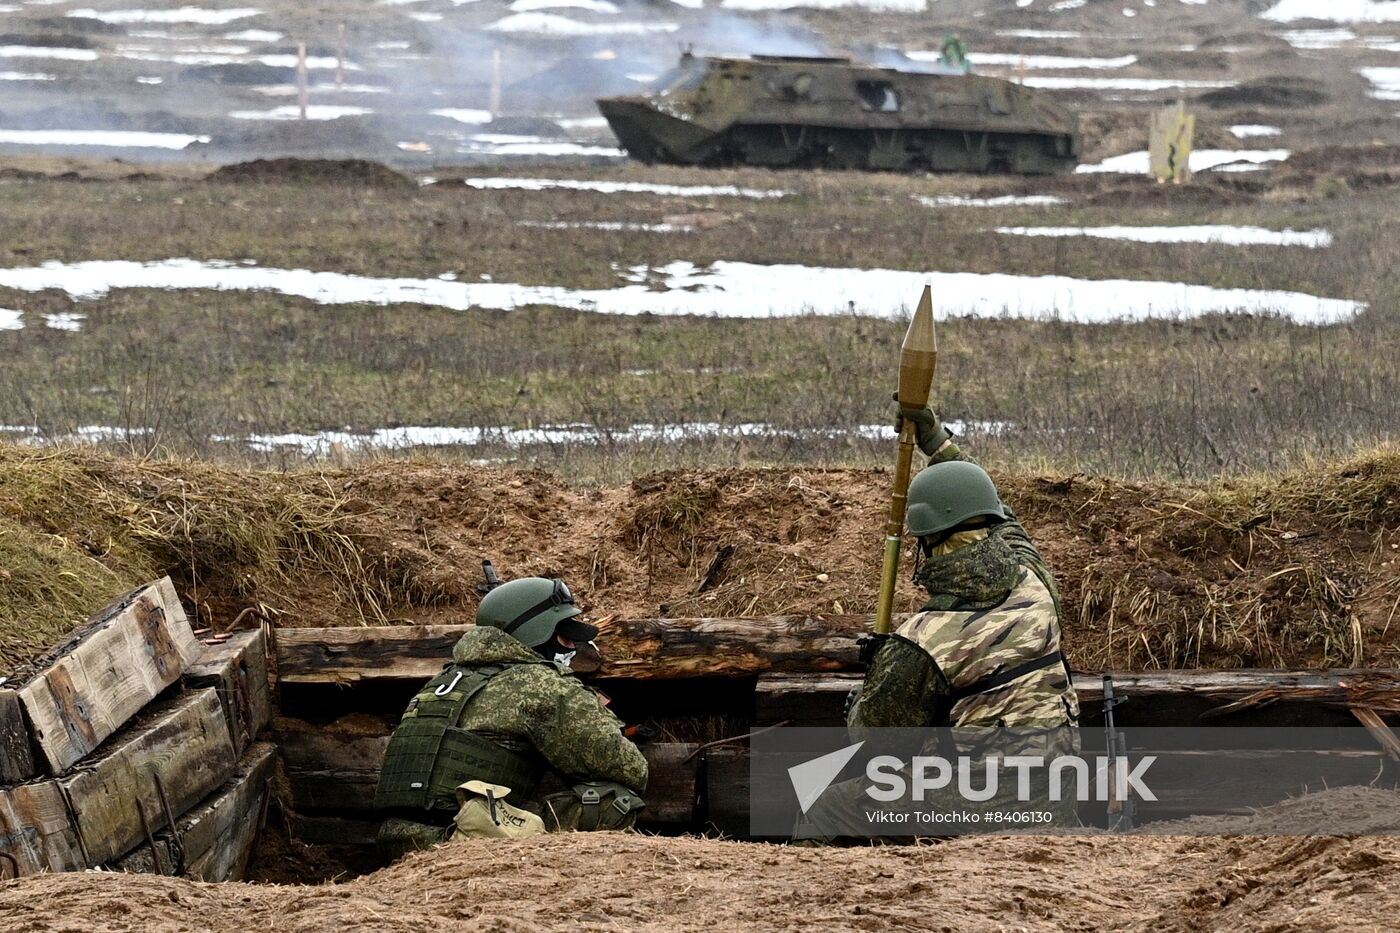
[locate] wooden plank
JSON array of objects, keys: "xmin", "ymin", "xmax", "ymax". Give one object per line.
[
  {"xmin": 702, "ymin": 747, "xmax": 752, "ymax": 838},
  {"xmin": 183, "ymin": 630, "xmax": 272, "ymax": 757},
  {"xmin": 58, "ymin": 687, "xmax": 237, "ymax": 865},
  {"xmin": 0, "ymin": 781, "xmax": 84, "ymax": 876},
  {"xmin": 276, "ymin": 715, "xmax": 697, "ymax": 821},
  {"xmin": 115, "ymin": 743, "xmax": 276, "ymax": 881},
  {"xmin": 755, "ymin": 674, "xmax": 862, "ymax": 726},
  {"xmin": 754, "ymin": 671, "xmax": 1400, "ymax": 729},
  {"xmin": 276, "ymin": 617, "xmax": 885, "ymax": 684},
  {"xmin": 0, "ymin": 689, "xmax": 39, "ymax": 783},
  {"xmin": 638, "ymin": 743, "xmax": 699, "ymax": 825},
  {"xmin": 15, "ymin": 578, "xmax": 204, "ymax": 774}
]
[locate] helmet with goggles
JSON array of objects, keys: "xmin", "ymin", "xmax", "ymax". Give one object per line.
[{"xmin": 476, "ymin": 577, "xmax": 598, "ymax": 649}]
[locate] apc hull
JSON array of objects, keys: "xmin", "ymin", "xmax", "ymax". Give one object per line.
[{"xmin": 597, "ymin": 55, "xmax": 1082, "ymax": 175}]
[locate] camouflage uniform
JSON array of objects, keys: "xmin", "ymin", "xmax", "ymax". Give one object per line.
[
  {"xmin": 377, "ymin": 626, "xmax": 648, "ymax": 856},
  {"xmin": 798, "ymin": 444, "xmax": 1079, "ymax": 839}
]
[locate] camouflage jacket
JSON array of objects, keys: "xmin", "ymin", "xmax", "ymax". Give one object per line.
[
  {"xmin": 849, "ymin": 446, "xmax": 1078, "ymax": 732},
  {"xmin": 448, "ymin": 626, "xmax": 648, "ymax": 792}
]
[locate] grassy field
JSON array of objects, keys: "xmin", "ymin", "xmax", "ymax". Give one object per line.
[{"xmin": 1, "ymin": 159, "xmax": 1398, "ymax": 481}]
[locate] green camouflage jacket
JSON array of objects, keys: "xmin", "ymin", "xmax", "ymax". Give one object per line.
[
  {"xmin": 849, "ymin": 445, "xmax": 1078, "ymax": 733},
  {"xmin": 449, "ymin": 626, "xmax": 649, "ymax": 792}
]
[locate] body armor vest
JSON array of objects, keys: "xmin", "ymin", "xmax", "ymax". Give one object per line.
[{"xmin": 375, "ymin": 663, "xmax": 545, "ymax": 812}]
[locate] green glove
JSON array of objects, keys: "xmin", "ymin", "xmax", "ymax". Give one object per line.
[{"xmin": 892, "ymin": 395, "xmax": 957, "ymax": 459}]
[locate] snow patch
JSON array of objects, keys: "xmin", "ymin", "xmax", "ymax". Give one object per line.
[
  {"xmin": 229, "ymin": 105, "xmax": 373, "ymax": 120},
  {"xmin": 917, "ymin": 194, "xmax": 1067, "ymax": 207},
  {"xmin": 0, "ymin": 309, "xmax": 21, "ymax": 331},
  {"xmin": 431, "ymin": 108, "xmax": 493, "ymax": 124},
  {"xmin": 509, "ymin": 0, "xmax": 620, "ymax": 12},
  {"xmin": 519, "ymin": 220, "xmax": 694, "ymax": 232},
  {"xmin": 224, "ymin": 29, "xmax": 283, "ymax": 41},
  {"xmin": 721, "ymin": 0, "xmax": 926, "ymax": 8},
  {"xmin": 67, "ymin": 6, "xmax": 261, "ymax": 24},
  {"xmin": 1230, "ymin": 124, "xmax": 1282, "ymax": 137},
  {"xmin": 995, "ymin": 225, "xmax": 1332, "ymax": 247},
  {"xmin": 1021, "ymin": 76, "xmax": 1233, "ymax": 90},
  {"xmin": 1077, "ymin": 149, "xmax": 1290, "ymax": 173},
  {"xmin": 1263, "ymin": 0, "xmax": 1400, "ymax": 22},
  {"xmin": 0, "ymin": 71, "xmax": 55, "ymax": 81},
  {"xmin": 0, "ymin": 257, "xmax": 1361, "ymax": 325},
  {"xmin": 0, "ymin": 46, "xmax": 99, "ymax": 61},
  {"xmin": 43, "ymin": 312, "xmax": 85, "ymax": 331},
  {"xmin": 0, "ymin": 129, "xmax": 209, "ymax": 149},
  {"xmin": 1360, "ymin": 67, "xmax": 1400, "ymax": 100},
  {"xmin": 909, "ymin": 51, "xmax": 1136, "ymax": 69},
  {"xmin": 485, "ymin": 13, "xmax": 678, "ymax": 34}
]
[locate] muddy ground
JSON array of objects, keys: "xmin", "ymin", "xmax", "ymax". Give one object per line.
[{"xmin": 4, "ymin": 787, "xmax": 1400, "ymax": 933}]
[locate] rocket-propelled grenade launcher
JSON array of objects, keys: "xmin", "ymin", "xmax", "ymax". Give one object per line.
[{"xmin": 874, "ymin": 286, "xmax": 938, "ymax": 636}]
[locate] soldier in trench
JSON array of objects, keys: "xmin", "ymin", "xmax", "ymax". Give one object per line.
[
  {"xmin": 796, "ymin": 413, "xmax": 1080, "ymax": 839},
  {"xmin": 374, "ymin": 577, "xmax": 648, "ymax": 858}
]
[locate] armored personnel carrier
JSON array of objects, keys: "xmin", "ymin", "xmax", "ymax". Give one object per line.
[{"xmin": 597, "ymin": 53, "xmax": 1081, "ymax": 174}]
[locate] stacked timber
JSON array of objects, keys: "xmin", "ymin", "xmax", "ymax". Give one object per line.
[
  {"xmin": 0, "ymin": 579, "xmax": 275, "ymax": 881},
  {"xmin": 273, "ymin": 620, "xmax": 1400, "ymax": 835}
]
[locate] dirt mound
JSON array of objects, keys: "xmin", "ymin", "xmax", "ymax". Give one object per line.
[
  {"xmin": 192, "ymin": 120, "xmax": 396, "ymax": 158},
  {"xmin": 1082, "ymin": 182, "xmax": 1254, "ymax": 208},
  {"xmin": 1076, "ymin": 111, "xmax": 1239, "ymax": 163},
  {"xmin": 2, "ymin": 446, "xmax": 1400, "ymax": 674},
  {"xmin": 482, "ymin": 115, "xmax": 568, "ymax": 138},
  {"xmin": 0, "ymin": 33, "xmax": 96, "ymax": 48},
  {"xmin": 1199, "ymin": 76, "xmax": 1330, "ymax": 109},
  {"xmin": 5, "ymin": 792, "xmax": 1400, "ymax": 933},
  {"xmin": 206, "ymin": 158, "xmax": 414, "ymax": 189},
  {"xmin": 1197, "ymin": 32, "xmax": 1295, "ymax": 51},
  {"xmin": 33, "ymin": 15, "xmax": 123, "ymax": 34},
  {"xmin": 179, "ymin": 63, "xmax": 294, "ymax": 86},
  {"xmin": 1286, "ymin": 144, "xmax": 1400, "ymax": 172}
]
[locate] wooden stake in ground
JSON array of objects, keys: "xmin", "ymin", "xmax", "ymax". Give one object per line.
[
  {"xmin": 875, "ymin": 286, "xmax": 937, "ymax": 635},
  {"xmin": 297, "ymin": 41, "xmax": 309, "ymax": 120},
  {"xmin": 336, "ymin": 24, "xmax": 346, "ymax": 90},
  {"xmin": 490, "ymin": 48, "xmax": 503, "ymax": 118}
]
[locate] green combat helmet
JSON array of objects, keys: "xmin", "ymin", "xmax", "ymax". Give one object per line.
[
  {"xmin": 477, "ymin": 577, "xmax": 598, "ymax": 649},
  {"xmin": 906, "ymin": 461, "xmax": 1007, "ymax": 537}
]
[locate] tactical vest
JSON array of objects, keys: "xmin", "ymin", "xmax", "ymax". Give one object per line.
[
  {"xmin": 375, "ymin": 663, "xmax": 545, "ymax": 812},
  {"xmin": 898, "ymin": 569, "xmax": 1076, "ymax": 727}
]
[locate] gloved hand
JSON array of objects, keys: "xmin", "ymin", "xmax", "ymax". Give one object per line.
[{"xmin": 891, "ymin": 394, "xmax": 956, "ymax": 458}]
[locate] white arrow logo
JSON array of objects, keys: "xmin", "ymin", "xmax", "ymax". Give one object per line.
[{"xmin": 787, "ymin": 741, "xmax": 865, "ymax": 814}]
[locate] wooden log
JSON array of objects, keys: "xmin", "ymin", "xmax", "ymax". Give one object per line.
[
  {"xmin": 115, "ymin": 742, "xmax": 276, "ymax": 881},
  {"xmin": 275, "ymin": 616, "xmax": 884, "ymax": 685},
  {"xmin": 14, "ymin": 578, "xmax": 204, "ymax": 774},
  {"xmin": 183, "ymin": 629, "xmax": 272, "ymax": 757},
  {"xmin": 275, "ymin": 715, "xmax": 697, "ymax": 821},
  {"xmin": 754, "ymin": 674, "xmax": 862, "ymax": 727},
  {"xmin": 0, "ymin": 781, "xmax": 84, "ymax": 876},
  {"xmin": 0, "ymin": 689, "xmax": 39, "ymax": 783},
  {"xmin": 703, "ymin": 747, "xmax": 752, "ymax": 838},
  {"xmin": 754, "ymin": 671, "xmax": 1400, "ymax": 729},
  {"xmin": 58, "ymin": 687, "xmax": 237, "ymax": 865}
]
